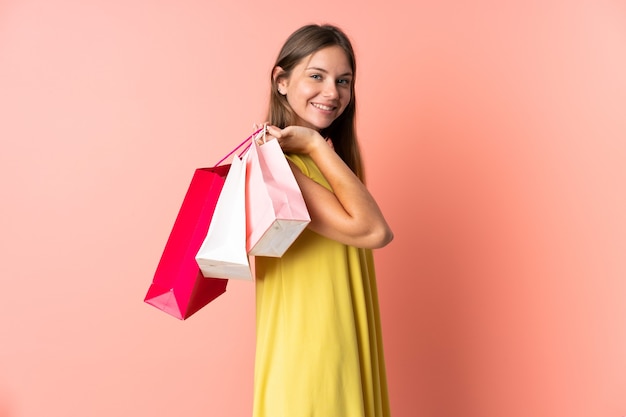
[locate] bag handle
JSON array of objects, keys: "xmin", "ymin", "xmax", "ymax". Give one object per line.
[
  {"xmin": 212, "ymin": 126, "xmax": 265, "ymax": 167},
  {"xmin": 254, "ymin": 123, "xmax": 268, "ymax": 144}
]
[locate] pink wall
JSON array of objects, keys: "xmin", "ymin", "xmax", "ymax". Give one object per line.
[{"xmin": 1, "ymin": 1, "xmax": 625, "ymax": 416}]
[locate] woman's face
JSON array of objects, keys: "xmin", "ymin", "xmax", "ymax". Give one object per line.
[{"xmin": 277, "ymin": 45, "xmax": 353, "ymax": 131}]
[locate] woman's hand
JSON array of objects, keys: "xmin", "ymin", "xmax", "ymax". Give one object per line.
[{"xmin": 265, "ymin": 125, "xmax": 327, "ymax": 155}]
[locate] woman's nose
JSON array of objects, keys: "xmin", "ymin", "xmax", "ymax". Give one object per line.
[{"xmin": 323, "ymin": 81, "xmax": 339, "ymax": 98}]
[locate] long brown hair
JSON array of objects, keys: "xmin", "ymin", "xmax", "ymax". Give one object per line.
[{"xmin": 267, "ymin": 24, "xmax": 364, "ymax": 181}]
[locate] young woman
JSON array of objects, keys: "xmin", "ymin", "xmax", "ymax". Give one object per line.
[{"xmin": 253, "ymin": 24, "xmax": 394, "ymax": 417}]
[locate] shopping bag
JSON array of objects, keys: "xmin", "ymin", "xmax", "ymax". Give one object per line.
[
  {"xmin": 144, "ymin": 166, "xmax": 230, "ymax": 320},
  {"xmin": 246, "ymin": 129, "xmax": 311, "ymax": 257},
  {"xmin": 145, "ymin": 131, "xmax": 258, "ymax": 319},
  {"xmin": 195, "ymin": 152, "xmax": 253, "ymax": 280}
]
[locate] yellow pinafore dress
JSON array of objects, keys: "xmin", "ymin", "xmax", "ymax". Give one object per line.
[{"xmin": 252, "ymin": 153, "xmax": 390, "ymax": 417}]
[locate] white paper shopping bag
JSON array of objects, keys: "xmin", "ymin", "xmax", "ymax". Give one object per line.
[{"xmin": 196, "ymin": 153, "xmax": 252, "ymax": 280}]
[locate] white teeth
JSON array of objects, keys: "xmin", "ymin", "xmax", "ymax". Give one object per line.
[{"xmin": 312, "ymin": 103, "xmax": 334, "ymax": 111}]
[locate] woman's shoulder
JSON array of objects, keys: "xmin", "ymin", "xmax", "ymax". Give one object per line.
[
  {"xmin": 286, "ymin": 153, "xmax": 319, "ymax": 176},
  {"xmin": 285, "ymin": 153, "xmax": 330, "ymax": 189}
]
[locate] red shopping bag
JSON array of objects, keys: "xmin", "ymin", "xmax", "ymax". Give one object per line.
[
  {"xmin": 145, "ymin": 133, "xmax": 257, "ymax": 319},
  {"xmin": 246, "ymin": 129, "xmax": 310, "ymax": 257},
  {"xmin": 144, "ymin": 166, "xmax": 230, "ymax": 320}
]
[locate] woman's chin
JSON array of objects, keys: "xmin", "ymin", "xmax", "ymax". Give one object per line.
[{"xmin": 293, "ymin": 114, "xmax": 336, "ymax": 131}]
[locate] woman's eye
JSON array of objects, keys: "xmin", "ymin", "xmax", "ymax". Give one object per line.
[
  {"xmin": 310, "ymin": 74, "xmax": 322, "ymax": 80},
  {"xmin": 337, "ymin": 79, "xmax": 351, "ymax": 85}
]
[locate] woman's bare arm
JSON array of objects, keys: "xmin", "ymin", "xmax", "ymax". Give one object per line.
[{"xmin": 266, "ymin": 125, "xmax": 393, "ymax": 249}]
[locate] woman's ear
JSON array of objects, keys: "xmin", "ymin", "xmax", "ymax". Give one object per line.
[{"xmin": 273, "ymin": 66, "xmax": 288, "ymax": 96}]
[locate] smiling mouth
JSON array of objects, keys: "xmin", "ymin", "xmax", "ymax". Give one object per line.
[{"xmin": 311, "ymin": 103, "xmax": 336, "ymax": 111}]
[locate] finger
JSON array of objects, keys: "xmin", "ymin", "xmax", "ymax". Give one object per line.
[{"xmin": 266, "ymin": 125, "xmax": 283, "ymax": 138}]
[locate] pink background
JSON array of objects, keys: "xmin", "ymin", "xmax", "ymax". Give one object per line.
[{"xmin": 1, "ymin": 1, "xmax": 625, "ymax": 416}]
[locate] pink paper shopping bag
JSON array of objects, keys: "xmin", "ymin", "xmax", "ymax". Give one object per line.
[
  {"xmin": 246, "ymin": 130, "xmax": 310, "ymax": 257},
  {"xmin": 144, "ymin": 167, "xmax": 230, "ymax": 320}
]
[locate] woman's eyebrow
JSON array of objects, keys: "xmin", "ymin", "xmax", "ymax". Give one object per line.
[{"xmin": 306, "ymin": 66, "xmax": 353, "ymax": 77}]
